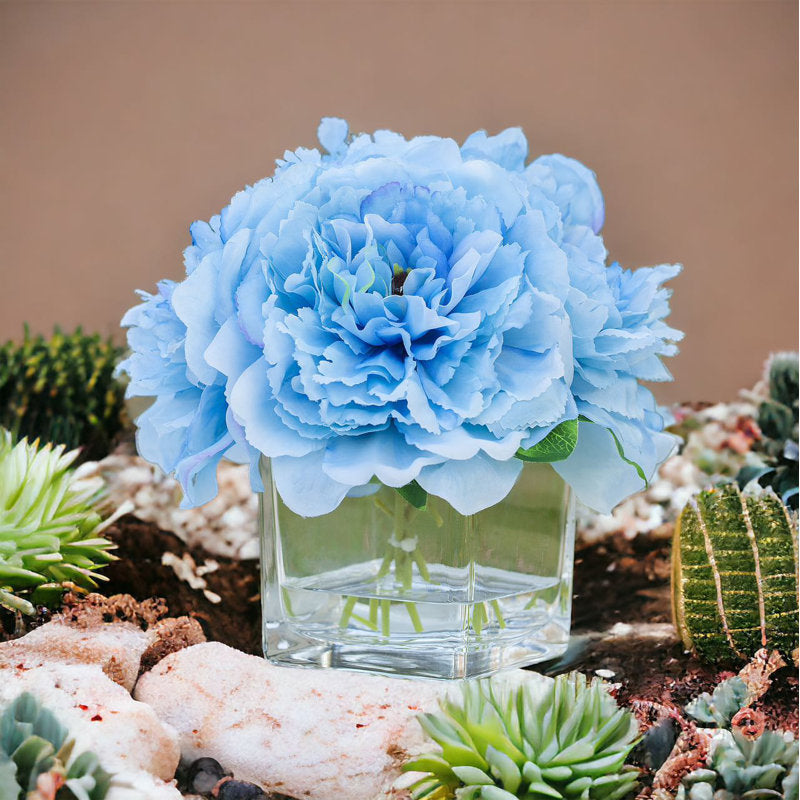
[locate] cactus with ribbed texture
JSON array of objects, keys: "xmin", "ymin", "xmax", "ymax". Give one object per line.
[
  {"xmin": 403, "ymin": 673, "xmax": 641, "ymax": 800},
  {"xmin": 0, "ymin": 326, "xmax": 126, "ymax": 460},
  {"xmin": 0, "ymin": 692, "xmax": 111, "ymax": 800},
  {"xmin": 671, "ymin": 484, "xmax": 798, "ymax": 665},
  {"xmin": 0, "ymin": 430, "xmax": 116, "ymax": 616},
  {"xmin": 738, "ymin": 352, "xmax": 799, "ymax": 510}
]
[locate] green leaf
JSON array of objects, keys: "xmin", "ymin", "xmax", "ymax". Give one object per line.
[
  {"xmin": 396, "ymin": 480, "xmax": 428, "ymax": 510},
  {"xmin": 516, "ymin": 420, "xmax": 578, "ymax": 463}
]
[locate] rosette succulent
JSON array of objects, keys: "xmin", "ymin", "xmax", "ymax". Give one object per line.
[
  {"xmin": 0, "ymin": 430, "xmax": 117, "ymax": 615},
  {"xmin": 120, "ymin": 119, "xmax": 682, "ymax": 516},
  {"xmin": 403, "ymin": 672, "xmax": 641, "ymax": 800},
  {"xmin": 0, "ymin": 692, "xmax": 111, "ymax": 800}
]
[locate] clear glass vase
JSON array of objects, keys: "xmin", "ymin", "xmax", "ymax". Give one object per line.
[{"xmin": 259, "ymin": 458, "xmax": 576, "ymax": 680}]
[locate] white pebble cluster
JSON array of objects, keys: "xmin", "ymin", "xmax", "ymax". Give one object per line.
[{"xmin": 82, "ymin": 455, "xmax": 260, "ymax": 560}]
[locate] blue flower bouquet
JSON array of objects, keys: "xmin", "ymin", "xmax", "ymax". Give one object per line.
[{"xmin": 121, "ymin": 119, "xmax": 682, "ymax": 678}]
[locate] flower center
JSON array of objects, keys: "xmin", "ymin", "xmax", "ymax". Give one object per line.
[{"xmin": 390, "ymin": 264, "xmax": 411, "ymax": 296}]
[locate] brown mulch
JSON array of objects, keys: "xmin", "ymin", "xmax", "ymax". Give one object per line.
[
  {"xmin": 102, "ymin": 514, "xmax": 262, "ymax": 655},
  {"xmin": 564, "ymin": 532, "xmax": 798, "ymax": 734}
]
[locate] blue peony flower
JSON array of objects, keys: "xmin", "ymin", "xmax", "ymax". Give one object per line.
[{"xmin": 120, "ymin": 119, "xmax": 682, "ymax": 516}]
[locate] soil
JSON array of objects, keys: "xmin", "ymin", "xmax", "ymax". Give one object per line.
[{"xmin": 103, "ymin": 514, "xmax": 262, "ymax": 655}]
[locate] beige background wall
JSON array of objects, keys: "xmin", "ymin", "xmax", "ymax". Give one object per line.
[{"xmin": 0, "ymin": 0, "xmax": 796, "ymax": 403}]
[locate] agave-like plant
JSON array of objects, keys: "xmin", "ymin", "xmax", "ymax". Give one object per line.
[
  {"xmin": 0, "ymin": 430, "xmax": 117, "ymax": 616},
  {"xmin": 0, "ymin": 692, "xmax": 111, "ymax": 800},
  {"xmin": 404, "ymin": 673, "xmax": 641, "ymax": 800}
]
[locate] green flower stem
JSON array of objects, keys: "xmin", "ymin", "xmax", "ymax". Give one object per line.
[
  {"xmin": 490, "ymin": 599, "xmax": 506, "ymax": 629},
  {"xmin": 472, "ymin": 601, "xmax": 486, "ymax": 635},
  {"xmin": 405, "ymin": 601, "xmax": 424, "ymax": 633},
  {"xmin": 336, "ymin": 490, "xmax": 508, "ymax": 638},
  {"xmin": 339, "ymin": 489, "xmax": 437, "ymax": 636},
  {"xmin": 380, "ymin": 598, "xmax": 391, "ymax": 637},
  {"xmin": 338, "ymin": 595, "xmax": 358, "ymax": 628}
]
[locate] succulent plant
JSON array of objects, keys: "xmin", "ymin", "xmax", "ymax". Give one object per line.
[
  {"xmin": 0, "ymin": 430, "xmax": 116, "ymax": 616},
  {"xmin": 404, "ymin": 673, "xmax": 641, "ymax": 800},
  {"xmin": 671, "ymin": 483, "xmax": 798, "ymax": 665},
  {"xmin": 738, "ymin": 353, "xmax": 799, "ymax": 510},
  {"xmin": 685, "ymin": 677, "xmax": 751, "ymax": 731},
  {"xmin": 676, "ymin": 728, "xmax": 798, "ymax": 800},
  {"xmin": 0, "ymin": 692, "xmax": 111, "ymax": 800},
  {"xmin": 676, "ymin": 667, "xmax": 799, "ymax": 800},
  {"xmin": 0, "ymin": 326, "xmax": 127, "ymax": 461}
]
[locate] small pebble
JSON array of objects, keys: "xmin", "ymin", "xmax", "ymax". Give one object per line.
[
  {"xmin": 595, "ymin": 668, "xmax": 616, "ymax": 679},
  {"xmin": 216, "ymin": 779, "xmax": 269, "ymax": 800},
  {"xmin": 186, "ymin": 757, "xmax": 228, "ymax": 794}
]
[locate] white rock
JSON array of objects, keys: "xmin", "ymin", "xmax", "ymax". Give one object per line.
[
  {"xmin": 0, "ymin": 660, "xmax": 181, "ymax": 795},
  {"xmin": 106, "ymin": 771, "xmax": 183, "ymax": 800},
  {"xmin": 0, "ymin": 619, "xmax": 152, "ymax": 691},
  {"xmin": 136, "ymin": 642, "xmax": 543, "ymax": 800}
]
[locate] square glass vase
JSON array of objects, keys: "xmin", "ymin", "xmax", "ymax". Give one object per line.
[{"xmin": 259, "ymin": 458, "xmax": 576, "ymax": 680}]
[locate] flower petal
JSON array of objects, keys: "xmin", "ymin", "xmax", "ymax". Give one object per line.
[{"xmin": 416, "ymin": 453, "xmax": 523, "ymax": 516}]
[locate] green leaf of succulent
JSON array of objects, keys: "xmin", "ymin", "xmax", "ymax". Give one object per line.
[
  {"xmin": 486, "ymin": 745, "xmax": 523, "ymax": 793},
  {"xmin": 516, "ymin": 420, "xmax": 578, "ymax": 464},
  {"xmin": 0, "ymin": 430, "xmax": 116, "ymax": 615},
  {"xmin": 396, "ymin": 480, "xmax": 428, "ymax": 510},
  {"xmin": 407, "ymin": 673, "xmax": 640, "ymax": 800},
  {"xmin": 678, "ymin": 725, "xmax": 799, "ymax": 800},
  {"xmin": 452, "ymin": 766, "xmax": 495, "ymax": 785},
  {"xmin": 0, "ymin": 754, "xmax": 17, "ymax": 800},
  {"xmin": 480, "ymin": 787, "xmax": 520, "ymax": 800},
  {"xmin": 685, "ymin": 676, "xmax": 749, "ymax": 728}
]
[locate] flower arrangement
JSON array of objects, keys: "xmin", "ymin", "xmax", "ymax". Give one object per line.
[{"xmin": 120, "ymin": 119, "xmax": 682, "ymax": 518}]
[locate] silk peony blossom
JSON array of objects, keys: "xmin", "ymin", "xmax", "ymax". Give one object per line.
[{"xmin": 119, "ymin": 119, "xmax": 683, "ymax": 517}]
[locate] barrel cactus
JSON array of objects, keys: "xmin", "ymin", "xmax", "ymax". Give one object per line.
[
  {"xmin": 0, "ymin": 326, "xmax": 127, "ymax": 460},
  {"xmin": 738, "ymin": 352, "xmax": 799, "ymax": 510},
  {"xmin": 0, "ymin": 692, "xmax": 111, "ymax": 800},
  {"xmin": 404, "ymin": 673, "xmax": 641, "ymax": 800},
  {"xmin": 671, "ymin": 483, "xmax": 798, "ymax": 665},
  {"xmin": 0, "ymin": 430, "xmax": 117, "ymax": 616}
]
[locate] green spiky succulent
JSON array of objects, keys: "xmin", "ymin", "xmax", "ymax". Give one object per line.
[
  {"xmin": 738, "ymin": 353, "xmax": 799, "ymax": 510},
  {"xmin": 671, "ymin": 483, "xmax": 799, "ymax": 665},
  {"xmin": 404, "ymin": 673, "xmax": 641, "ymax": 800},
  {"xmin": 0, "ymin": 430, "xmax": 116, "ymax": 616},
  {"xmin": 0, "ymin": 692, "xmax": 111, "ymax": 800},
  {"xmin": 0, "ymin": 326, "xmax": 127, "ymax": 460}
]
